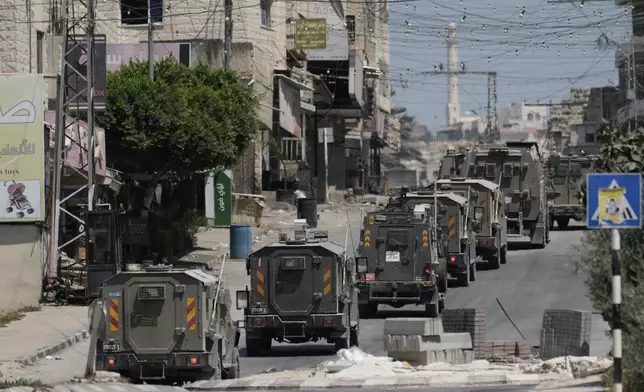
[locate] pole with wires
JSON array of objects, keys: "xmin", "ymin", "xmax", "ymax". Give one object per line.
[
  {"xmin": 611, "ymin": 228, "xmax": 622, "ymax": 392},
  {"xmin": 224, "ymin": 0, "xmax": 233, "ymax": 69},
  {"xmin": 147, "ymin": 0, "xmax": 154, "ymax": 80}
]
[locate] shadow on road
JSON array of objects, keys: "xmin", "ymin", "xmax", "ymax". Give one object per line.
[{"xmin": 551, "ymin": 226, "xmax": 587, "ymax": 232}]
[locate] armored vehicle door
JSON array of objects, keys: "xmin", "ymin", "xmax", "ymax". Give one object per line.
[
  {"xmin": 376, "ymin": 222, "xmax": 418, "ymax": 281},
  {"xmin": 269, "ymin": 248, "xmax": 336, "ymax": 316}
]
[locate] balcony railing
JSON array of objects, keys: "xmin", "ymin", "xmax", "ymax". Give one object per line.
[{"xmin": 281, "ymin": 137, "xmax": 303, "ymax": 162}]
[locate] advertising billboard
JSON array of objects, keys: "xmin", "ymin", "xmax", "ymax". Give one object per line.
[
  {"xmin": 65, "ymin": 34, "xmax": 107, "ymax": 110},
  {"xmin": 0, "ymin": 74, "xmax": 45, "ymax": 222}
]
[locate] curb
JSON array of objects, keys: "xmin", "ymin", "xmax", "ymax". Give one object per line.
[
  {"xmin": 185, "ymin": 373, "xmax": 568, "ymax": 391},
  {"xmin": 15, "ymin": 329, "xmax": 90, "ymax": 366}
]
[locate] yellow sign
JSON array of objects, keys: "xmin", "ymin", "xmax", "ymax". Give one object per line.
[
  {"xmin": 0, "ymin": 74, "xmax": 45, "ymax": 222},
  {"xmin": 598, "ymin": 187, "xmax": 626, "ymax": 225}
]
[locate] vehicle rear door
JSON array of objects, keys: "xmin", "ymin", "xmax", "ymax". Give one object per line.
[
  {"xmin": 376, "ymin": 225, "xmax": 416, "ymax": 281},
  {"xmin": 269, "ymin": 250, "xmax": 317, "ymax": 317}
]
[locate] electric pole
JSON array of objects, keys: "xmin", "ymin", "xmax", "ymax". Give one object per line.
[
  {"xmin": 148, "ymin": 0, "xmax": 154, "ymax": 80},
  {"xmin": 224, "ymin": 0, "xmax": 233, "ymax": 68}
]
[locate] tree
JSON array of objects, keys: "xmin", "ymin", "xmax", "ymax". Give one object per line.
[
  {"xmin": 576, "ymin": 121, "xmax": 644, "ymax": 390},
  {"xmin": 97, "ymin": 57, "xmax": 259, "ymax": 209}
]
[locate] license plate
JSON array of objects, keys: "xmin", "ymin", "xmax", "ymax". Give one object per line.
[
  {"xmin": 103, "ymin": 344, "xmax": 119, "ymax": 351},
  {"xmin": 385, "ymin": 251, "xmax": 400, "ymax": 262}
]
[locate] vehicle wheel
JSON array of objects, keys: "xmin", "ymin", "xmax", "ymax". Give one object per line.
[
  {"xmin": 27, "ymin": 208, "xmax": 34, "ymax": 214},
  {"xmin": 548, "ymin": 214, "xmax": 554, "ymax": 230},
  {"xmin": 262, "ymin": 337, "xmax": 272, "ymax": 352},
  {"xmin": 488, "ymin": 253, "xmax": 500, "ymax": 270},
  {"xmin": 350, "ymin": 325, "xmax": 359, "ymax": 347},
  {"xmin": 457, "ymin": 266, "xmax": 470, "ymax": 287},
  {"xmin": 358, "ymin": 303, "xmax": 377, "ymax": 319},
  {"xmin": 437, "ymin": 259, "xmax": 448, "ymax": 294},
  {"xmin": 17, "ymin": 212, "xmax": 24, "ymax": 218},
  {"xmin": 6, "ymin": 207, "xmax": 12, "ymax": 213},
  {"xmin": 500, "ymin": 247, "xmax": 508, "ymax": 264},
  {"xmin": 557, "ymin": 217, "xmax": 570, "ymax": 229},
  {"xmin": 469, "ymin": 261, "xmax": 477, "ymax": 282},
  {"xmin": 335, "ymin": 332, "xmax": 350, "ymax": 351},
  {"xmin": 245, "ymin": 337, "xmax": 264, "ymax": 357},
  {"xmin": 223, "ymin": 347, "xmax": 240, "ymax": 379},
  {"xmin": 425, "ymin": 301, "xmax": 440, "ymax": 318}
]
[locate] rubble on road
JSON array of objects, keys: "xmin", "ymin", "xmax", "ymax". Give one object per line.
[{"xmin": 520, "ymin": 355, "xmax": 613, "ymax": 378}]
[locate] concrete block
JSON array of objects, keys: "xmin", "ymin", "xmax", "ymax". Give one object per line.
[
  {"xmin": 384, "ymin": 317, "xmax": 444, "ymax": 336},
  {"xmin": 540, "ymin": 309, "xmax": 592, "ymax": 360},
  {"xmin": 388, "ymin": 348, "xmax": 475, "ymax": 365},
  {"xmin": 384, "ymin": 333, "xmax": 473, "ymax": 352}
]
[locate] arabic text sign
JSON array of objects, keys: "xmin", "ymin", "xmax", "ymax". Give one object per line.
[
  {"xmin": 587, "ymin": 173, "xmax": 642, "ymax": 229},
  {"xmin": 295, "ymin": 19, "xmax": 327, "ymax": 50},
  {"xmin": 0, "ymin": 74, "xmax": 45, "ymax": 222}
]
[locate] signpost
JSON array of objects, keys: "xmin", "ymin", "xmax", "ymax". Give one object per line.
[
  {"xmin": 587, "ymin": 173, "xmax": 642, "ymax": 392},
  {"xmin": 213, "ymin": 169, "xmax": 232, "ymax": 227}
]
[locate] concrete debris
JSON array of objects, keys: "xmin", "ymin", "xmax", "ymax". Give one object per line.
[
  {"xmin": 520, "ymin": 356, "xmax": 612, "ymax": 378},
  {"xmin": 71, "ymin": 371, "xmax": 125, "ymax": 384},
  {"xmin": 323, "ymin": 347, "xmax": 401, "ymax": 374}
]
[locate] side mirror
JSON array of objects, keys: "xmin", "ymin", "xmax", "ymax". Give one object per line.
[
  {"xmin": 356, "ymin": 256, "xmax": 368, "ymax": 274},
  {"xmin": 236, "ymin": 290, "xmax": 248, "ymax": 310}
]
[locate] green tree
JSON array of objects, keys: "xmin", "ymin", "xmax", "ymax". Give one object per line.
[
  {"xmin": 97, "ymin": 57, "xmax": 259, "ymax": 208},
  {"xmin": 576, "ymin": 121, "xmax": 644, "ymax": 390}
]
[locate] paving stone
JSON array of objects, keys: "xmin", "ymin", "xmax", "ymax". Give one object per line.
[
  {"xmin": 384, "ymin": 332, "xmax": 473, "ymax": 351},
  {"xmin": 387, "ymin": 348, "xmax": 475, "ymax": 365}
]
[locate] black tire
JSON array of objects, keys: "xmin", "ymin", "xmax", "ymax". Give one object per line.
[
  {"xmin": 350, "ymin": 325, "xmax": 359, "ymax": 347},
  {"xmin": 488, "ymin": 253, "xmax": 500, "ymax": 270},
  {"xmin": 469, "ymin": 261, "xmax": 477, "ymax": 282},
  {"xmin": 6, "ymin": 207, "xmax": 12, "ymax": 213},
  {"xmin": 335, "ymin": 333, "xmax": 350, "ymax": 351},
  {"xmin": 500, "ymin": 247, "xmax": 508, "ymax": 264},
  {"xmin": 245, "ymin": 337, "xmax": 267, "ymax": 357},
  {"xmin": 17, "ymin": 212, "xmax": 24, "ymax": 218},
  {"xmin": 358, "ymin": 303, "xmax": 378, "ymax": 319},
  {"xmin": 27, "ymin": 208, "xmax": 34, "ymax": 214},
  {"xmin": 425, "ymin": 301, "xmax": 440, "ymax": 318},
  {"xmin": 457, "ymin": 267, "xmax": 470, "ymax": 287},
  {"xmin": 437, "ymin": 259, "xmax": 448, "ymax": 294},
  {"xmin": 223, "ymin": 347, "xmax": 240, "ymax": 379},
  {"xmin": 557, "ymin": 217, "xmax": 570, "ymax": 229},
  {"xmin": 548, "ymin": 214, "xmax": 554, "ymax": 231}
]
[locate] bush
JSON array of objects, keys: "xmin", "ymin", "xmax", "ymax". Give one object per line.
[{"xmin": 576, "ymin": 122, "xmax": 644, "ymax": 389}]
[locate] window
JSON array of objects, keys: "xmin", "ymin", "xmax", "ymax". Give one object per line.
[
  {"xmin": 485, "ymin": 163, "xmax": 495, "ymax": 178},
  {"xmin": 260, "ymin": 0, "xmax": 272, "ymax": 27},
  {"xmin": 120, "ymin": 0, "xmax": 163, "ymax": 25},
  {"xmin": 585, "ymin": 132, "xmax": 595, "ymax": 144},
  {"xmin": 527, "ymin": 113, "xmax": 534, "ymax": 121},
  {"xmin": 535, "ymin": 113, "xmax": 541, "ymax": 121},
  {"xmin": 36, "ymin": 31, "xmax": 44, "ymax": 74}
]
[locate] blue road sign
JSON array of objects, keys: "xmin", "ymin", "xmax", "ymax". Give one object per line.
[{"xmin": 586, "ymin": 173, "xmax": 642, "ymax": 229}]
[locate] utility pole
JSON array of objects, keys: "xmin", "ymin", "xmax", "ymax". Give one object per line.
[
  {"xmin": 148, "ymin": 0, "xmax": 154, "ymax": 80},
  {"xmin": 87, "ymin": 0, "xmax": 96, "ymax": 211},
  {"xmin": 224, "ymin": 0, "xmax": 233, "ymax": 69}
]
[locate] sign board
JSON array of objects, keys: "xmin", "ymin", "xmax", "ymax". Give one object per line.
[
  {"xmin": 66, "ymin": 34, "xmax": 107, "ymax": 110},
  {"xmin": 106, "ymin": 42, "xmax": 191, "ymax": 72},
  {"xmin": 295, "ymin": 19, "xmax": 327, "ymax": 50},
  {"xmin": 302, "ymin": 3, "xmax": 349, "ymax": 60},
  {"xmin": 0, "ymin": 74, "xmax": 45, "ymax": 222},
  {"xmin": 213, "ymin": 169, "xmax": 232, "ymax": 227},
  {"xmin": 587, "ymin": 173, "xmax": 642, "ymax": 229}
]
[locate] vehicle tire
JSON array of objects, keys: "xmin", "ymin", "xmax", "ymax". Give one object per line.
[
  {"xmin": 27, "ymin": 208, "xmax": 34, "ymax": 214},
  {"xmin": 245, "ymin": 337, "xmax": 264, "ymax": 357},
  {"xmin": 548, "ymin": 214, "xmax": 554, "ymax": 230},
  {"xmin": 358, "ymin": 303, "xmax": 377, "ymax": 319},
  {"xmin": 500, "ymin": 247, "xmax": 508, "ymax": 264},
  {"xmin": 17, "ymin": 212, "xmax": 24, "ymax": 218},
  {"xmin": 335, "ymin": 333, "xmax": 350, "ymax": 351},
  {"xmin": 469, "ymin": 261, "xmax": 477, "ymax": 282},
  {"xmin": 223, "ymin": 347, "xmax": 240, "ymax": 379},
  {"xmin": 350, "ymin": 325, "xmax": 359, "ymax": 347},
  {"xmin": 437, "ymin": 259, "xmax": 448, "ymax": 294},
  {"xmin": 557, "ymin": 217, "xmax": 570, "ymax": 229},
  {"xmin": 488, "ymin": 253, "xmax": 500, "ymax": 270},
  {"xmin": 457, "ymin": 267, "xmax": 469, "ymax": 287},
  {"xmin": 425, "ymin": 301, "xmax": 440, "ymax": 318}
]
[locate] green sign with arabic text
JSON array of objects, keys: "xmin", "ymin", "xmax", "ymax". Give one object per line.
[{"xmin": 295, "ymin": 19, "xmax": 327, "ymax": 50}]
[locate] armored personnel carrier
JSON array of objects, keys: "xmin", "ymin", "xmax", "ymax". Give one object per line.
[
  {"xmin": 91, "ymin": 265, "xmax": 240, "ymax": 382},
  {"xmin": 436, "ymin": 178, "xmax": 507, "ymax": 269},
  {"xmin": 236, "ymin": 220, "xmax": 359, "ymax": 354},
  {"xmin": 438, "ymin": 148, "xmax": 469, "ymax": 179},
  {"xmin": 356, "ymin": 206, "xmax": 447, "ymax": 318},
  {"xmin": 462, "ymin": 141, "xmax": 549, "ymax": 248},
  {"xmin": 546, "ymin": 153, "xmax": 598, "ymax": 229},
  {"xmin": 397, "ymin": 191, "xmax": 477, "ymax": 287}
]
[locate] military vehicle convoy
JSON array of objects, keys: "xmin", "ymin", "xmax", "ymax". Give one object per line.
[
  {"xmin": 356, "ymin": 206, "xmax": 447, "ymax": 318},
  {"xmin": 92, "ymin": 265, "xmax": 240, "ymax": 382},
  {"xmin": 546, "ymin": 153, "xmax": 598, "ymax": 229},
  {"xmin": 436, "ymin": 178, "xmax": 508, "ymax": 269},
  {"xmin": 236, "ymin": 220, "xmax": 360, "ymax": 354},
  {"xmin": 438, "ymin": 147, "xmax": 469, "ymax": 179},
  {"xmin": 447, "ymin": 141, "xmax": 548, "ymax": 248},
  {"xmin": 397, "ymin": 191, "xmax": 477, "ymax": 287}
]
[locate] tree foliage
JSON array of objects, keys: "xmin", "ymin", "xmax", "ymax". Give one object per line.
[
  {"xmin": 576, "ymin": 121, "xmax": 644, "ymax": 390},
  {"xmin": 97, "ymin": 57, "xmax": 259, "ymax": 176}
]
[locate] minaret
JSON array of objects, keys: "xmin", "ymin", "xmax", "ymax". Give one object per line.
[{"xmin": 446, "ymin": 21, "xmax": 460, "ymax": 126}]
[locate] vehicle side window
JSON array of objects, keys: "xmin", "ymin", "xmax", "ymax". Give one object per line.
[
  {"xmin": 485, "ymin": 163, "xmax": 495, "ymax": 178},
  {"xmin": 555, "ymin": 163, "xmax": 568, "ymax": 177},
  {"xmin": 570, "ymin": 163, "xmax": 582, "ymax": 177},
  {"xmin": 502, "ymin": 163, "xmax": 513, "ymax": 178}
]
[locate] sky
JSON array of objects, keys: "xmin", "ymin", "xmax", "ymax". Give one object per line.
[{"xmin": 388, "ymin": 0, "xmax": 631, "ymax": 131}]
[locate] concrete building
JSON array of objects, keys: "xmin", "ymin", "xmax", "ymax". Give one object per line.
[
  {"xmin": 615, "ymin": 0, "xmax": 641, "ymax": 125},
  {"xmin": 498, "ymin": 103, "xmax": 548, "ymax": 131}
]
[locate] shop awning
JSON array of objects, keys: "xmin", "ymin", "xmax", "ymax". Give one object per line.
[{"xmin": 277, "ymin": 75, "xmax": 312, "ymax": 137}]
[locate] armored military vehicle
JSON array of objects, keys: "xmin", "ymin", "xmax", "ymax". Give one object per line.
[
  {"xmin": 547, "ymin": 153, "xmax": 599, "ymax": 229},
  {"xmin": 396, "ymin": 191, "xmax": 477, "ymax": 287},
  {"xmin": 462, "ymin": 141, "xmax": 549, "ymax": 248},
  {"xmin": 356, "ymin": 206, "xmax": 447, "ymax": 318},
  {"xmin": 436, "ymin": 178, "xmax": 507, "ymax": 269},
  {"xmin": 236, "ymin": 220, "xmax": 359, "ymax": 354},
  {"xmin": 438, "ymin": 148, "xmax": 469, "ymax": 179},
  {"xmin": 92, "ymin": 265, "xmax": 240, "ymax": 382}
]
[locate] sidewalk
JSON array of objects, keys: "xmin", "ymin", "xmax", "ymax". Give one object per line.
[{"xmin": 0, "ymin": 305, "xmax": 88, "ymax": 374}]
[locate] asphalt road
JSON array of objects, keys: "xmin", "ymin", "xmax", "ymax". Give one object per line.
[{"xmin": 10, "ymin": 211, "xmax": 610, "ymax": 386}]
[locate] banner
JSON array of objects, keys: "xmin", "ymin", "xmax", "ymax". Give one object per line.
[{"xmin": 0, "ymin": 74, "xmax": 45, "ymax": 222}]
